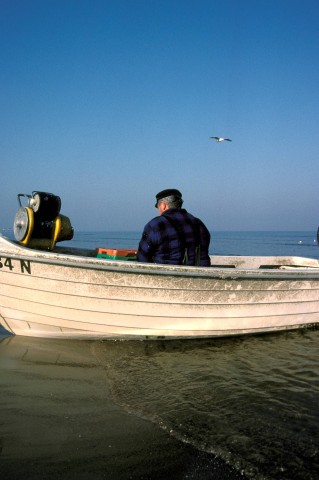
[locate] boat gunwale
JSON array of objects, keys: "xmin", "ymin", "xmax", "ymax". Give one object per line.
[
  {"xmin": 1, "ymin": 250, "xmax": 319, "ymax": 282},
  {"xmin": 1, "ymin": 234, "xmax": 319, "ymax": 281}
]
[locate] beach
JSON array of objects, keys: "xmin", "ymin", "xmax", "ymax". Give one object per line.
[
  {"xmin": 0, "ymin": 332, "xmax": 244, "ymax": 480},
  {"xmin": 1, "ymin": 230, "xmax": 319, "ymax": 479}
]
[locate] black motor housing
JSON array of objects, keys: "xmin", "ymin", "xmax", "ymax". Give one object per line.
[
  {"xmin": 31, "ymin": 191, "xmax": 62, "ymax": 221},
  {"xmin": 13, "ymin": 191, "xmax": 74, "ymax": 250}
]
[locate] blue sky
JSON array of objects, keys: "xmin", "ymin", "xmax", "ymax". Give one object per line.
[{"xmin": 1, "ymin": 0, "xmax": 319, "ymax": 232}]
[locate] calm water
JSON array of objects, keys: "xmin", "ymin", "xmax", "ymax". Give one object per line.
[
  {"xmin": 95, "ymin": 331, "xmax": 319, "ymax": 480},
  {"xmin": 58, "ymin": 229, "xmax": 319, "ymax": 259},
  {"xmin": 1, "ymin": 230, "xmax": 319, "ymax": 479}
]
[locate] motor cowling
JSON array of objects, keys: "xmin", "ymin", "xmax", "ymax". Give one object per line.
[
  {"xmin": 30, "ymin": 191, "xmax": 62, "ymax": 220},
  {"xmin": 13, "ymin": 191, "xmax": 74, "ymax": 250}
]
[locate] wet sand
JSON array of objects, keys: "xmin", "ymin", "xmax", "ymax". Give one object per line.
[{"xmin": 0, "ymin": 334, "xmax": 244, "ymax": 480}]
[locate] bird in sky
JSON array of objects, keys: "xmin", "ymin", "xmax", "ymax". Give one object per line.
[{"xmin": 210, "ymin": 136, "xmax": 232, "ymax": 142}]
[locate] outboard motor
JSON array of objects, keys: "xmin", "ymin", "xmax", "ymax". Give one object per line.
[{"xmin": 13, "ymin": 191, "xmax": 74, "ymax": 250}]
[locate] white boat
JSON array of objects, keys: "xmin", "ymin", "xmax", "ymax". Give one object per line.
[{"xmin": 1, "ymin": 231, "xmax": 319, "ymax": 339}]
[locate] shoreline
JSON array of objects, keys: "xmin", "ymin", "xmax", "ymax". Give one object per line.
[
  {"xmin": 1, "ymin": 420, "xmax": 244, "ymax": 480},
  {"xmin": 0, "ymin": 334, "xmax": 244, "ymax": 480}
]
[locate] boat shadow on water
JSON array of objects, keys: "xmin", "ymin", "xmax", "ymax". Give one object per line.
[
  {"xmin": 1, "ymin": 330, "xmax": 319, "ymax": 479},
  {"xmin": 0, "ymin": 333, "xmax": 244, "ymax": 480},
  {"xmin": 93, "ymin": 330, "xmax": 319, "ymax": 480}
]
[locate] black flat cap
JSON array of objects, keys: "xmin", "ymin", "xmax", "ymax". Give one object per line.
[{"xmin": 155, "ymin": 188, "xmax": 182, "ymax": 207}]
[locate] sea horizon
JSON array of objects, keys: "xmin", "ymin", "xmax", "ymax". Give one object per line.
[{"xmin": 2, "ymin": 228, "xmax": 319, "ymax": 259}]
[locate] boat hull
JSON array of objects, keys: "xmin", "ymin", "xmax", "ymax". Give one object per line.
[{"xmin": 1, "ymin": 235, "xmax": 319, "ymax": 339}]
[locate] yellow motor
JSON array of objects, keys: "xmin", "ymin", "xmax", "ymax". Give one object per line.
[{"xmin": 13, "ymin": 191, "xmax": 74, "ymax": 250}]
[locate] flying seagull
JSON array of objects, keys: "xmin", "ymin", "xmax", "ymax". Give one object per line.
[{"xmin": 210, "ymin": 136, "xmax": 232, "ymax": 142}]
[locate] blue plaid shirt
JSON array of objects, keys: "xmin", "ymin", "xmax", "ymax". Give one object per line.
[{"xmin": 137, "ymin": 208, "xmax": 211, "ymax": 266}]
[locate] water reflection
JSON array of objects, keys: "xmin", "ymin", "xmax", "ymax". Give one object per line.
[
  {"xmin": 0, "ymin": 335, "xmax": 243, "ymax": 480},
  {"xmin": 1, "ymin": 331, "xmax": 319, "ymax": 479},
  {"xmin": 92, "ymin": 331, "xmax": 319, "ymax": 480}
]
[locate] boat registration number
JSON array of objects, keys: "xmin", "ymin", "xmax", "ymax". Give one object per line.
[{"xmin": 0, "ymin": 257, "xmax": 31, "ymax": 274}]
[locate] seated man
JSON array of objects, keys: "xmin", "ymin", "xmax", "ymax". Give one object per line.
[{"xmin": 137, "ymin": 188, "xmax": 211, "ymax": 266}]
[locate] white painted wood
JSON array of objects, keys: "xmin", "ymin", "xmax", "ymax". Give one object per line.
[{"xmin": 1, "ymin": 234, "xmax": 319, "ymax": 339}]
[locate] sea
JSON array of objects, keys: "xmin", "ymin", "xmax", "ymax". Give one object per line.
[{"xmin": 1, "ymin": 230, "xmax": 319, "ymax": 480}]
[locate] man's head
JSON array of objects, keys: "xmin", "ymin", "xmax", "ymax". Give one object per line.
[{"xmin": 155, "ymin": 188, "xmax": 183, "ymax": 214}]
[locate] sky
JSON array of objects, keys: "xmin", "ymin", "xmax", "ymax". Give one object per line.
[{"xmin": 1, "ymin": 0, "xmax": 319, "ymax": 233}]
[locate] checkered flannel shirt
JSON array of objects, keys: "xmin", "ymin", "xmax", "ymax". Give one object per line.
[{"xmin": 137, "ymin": 208, "xmax": 211, "ymax": 266}]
